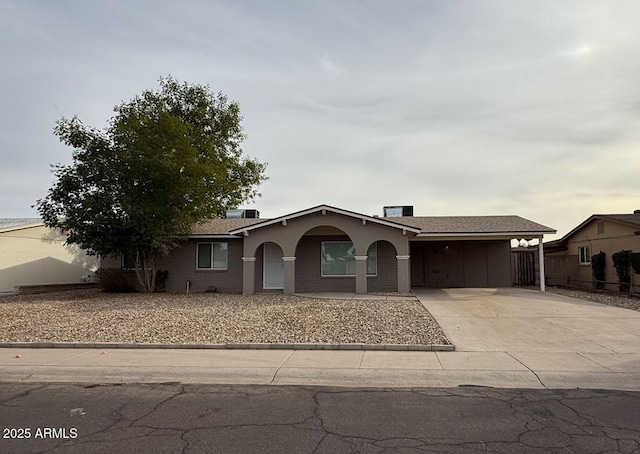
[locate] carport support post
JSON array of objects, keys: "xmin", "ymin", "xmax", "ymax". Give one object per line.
[
  {"xmin": 283, "ymin": 256, "xmax": 296, "ymax": 295},
  {"xmin": 354, "ymin": 256, "xmax": 368, "ymax": 294},
  {"xmin": 242, "ymin": 257, "xmax": 256, "ymax": 295},
  {"xmin": 538, "ymin": 236, "xmax": 546, "ymax": 292},
  {"xmin": 396, "ymin": 255, "xmax": 410, "ymax": 294}
]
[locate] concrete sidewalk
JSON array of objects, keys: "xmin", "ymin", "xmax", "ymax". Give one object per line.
[
  {"xmin": 2, "ymin": 346, "xmax": 640, "ymax": 390},
  {"xmin": 2, "ymin": 287, "xmax": 640, "ymax": 390}
]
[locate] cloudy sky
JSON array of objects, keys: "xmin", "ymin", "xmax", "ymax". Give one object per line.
[{"xmin": 2, "ymin": 0, "xmax": 639, "ymax": 240}]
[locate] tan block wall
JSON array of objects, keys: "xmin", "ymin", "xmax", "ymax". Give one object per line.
[{"xmin": 544, "ymin": 254, "xmax": 580, "ymax": 287}]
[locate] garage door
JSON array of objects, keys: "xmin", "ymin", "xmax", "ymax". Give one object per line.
[{"xmin": 410, "ymin": 241, "xmax": 511, "ymax": 287}]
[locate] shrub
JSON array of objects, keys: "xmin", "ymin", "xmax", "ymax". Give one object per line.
[
  {"xmin": 631, "ymin": 253, "xmax": 640, "ymax": 275},
  {"xmin": 154, "ymin": 269, "xmax": 169, "ymax": 293},
  {"xmin": 591, "ymin": 251, "xmax": 606, "ymax": 289},
  {"xmin": 612, "ymin": 250, "xmax": 632, "ymax": 292},
  {"xmin": 96, "ymin": 268, "xmax": 138, "ymax": 293}
]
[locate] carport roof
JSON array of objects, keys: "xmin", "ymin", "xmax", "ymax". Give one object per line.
[{"xmin": 390, "ymin": 215, "xmax": 556, "ymax": 236}]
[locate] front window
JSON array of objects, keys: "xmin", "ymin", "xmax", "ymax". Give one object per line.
[
  {"xmin": 197, "ymin": 242, "xmax": 228, "ymax": 270},
  {"xmin": 579, "ymin": 246, "xmax": 591, "ymax": 264},
  {"xmin": 321, "ymin": 242, "xmax": 377, "ymax": 276},
  {"xmin": 122, "ymin": 251, "xmax": 138, "ymax": 270}
]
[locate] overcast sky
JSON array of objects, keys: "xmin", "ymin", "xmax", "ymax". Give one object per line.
[{"xmin": 2, "ymin": 0, "xmax": 639, "ymax": 240}]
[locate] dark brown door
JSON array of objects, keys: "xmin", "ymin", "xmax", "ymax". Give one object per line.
[{"xmin": 410, "ymin": 243, "xmax": 425, "ymax": 285}]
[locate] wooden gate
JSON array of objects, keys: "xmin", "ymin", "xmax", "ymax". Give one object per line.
[{"xmin": 511, "ymin": 250, "xmax": 535, "ymax": 286}]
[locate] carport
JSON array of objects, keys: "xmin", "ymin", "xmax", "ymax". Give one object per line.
[
  {"xmin": 410, "ymin": 240, "xmax": 512, "ymax": 288},
  {"xmin": 396, "ymin": 215, "xmax": 556, "ymax": 291}
]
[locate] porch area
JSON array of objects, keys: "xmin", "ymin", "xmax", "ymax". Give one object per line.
[{"xmin": 233, "ymin": 208, "xmax": 420, "ymax": 295}]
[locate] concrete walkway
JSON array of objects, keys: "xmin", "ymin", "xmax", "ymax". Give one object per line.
[
  {"xmin": 295, "ymin": 292, "xmax": 416, "ymax": 301},
  {"xmin": 1, "ymin": 288, "xmax": 640, "ymax": 390}
]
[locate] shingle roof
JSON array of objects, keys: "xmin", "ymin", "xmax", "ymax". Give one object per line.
[
  {"xmin": 191, "ymin": 218, "xmax": 265, "ymax": 235},
  {"xmin": 189, "ymin": 214, "xmax": 555, "ymax": 236},
  {"xmin": 0, "ymin": 218, "xmax": 42, "ymax": 230},
  {"xmin": 0, "ymin": 221, "xmax": 45, "ymax": 234},
  {"xmin": 385, "ymin": 215, "xmax": 555, "ymax": 234},
  {"xmin": 595, "ymin": 214, "xmax": 640, "ymax": 228}
]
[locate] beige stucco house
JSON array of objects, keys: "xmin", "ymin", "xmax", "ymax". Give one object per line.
[
  {"xmin": 0, "ymin": 222, "xmax": 99, "ymax": 293},
  {"xmin": 544, "ymin": 211, "xmax": 640, "ymax": 288},
  {"xmin": 101, "ymin": 204, "xmax": 555, "ymax": 294}
]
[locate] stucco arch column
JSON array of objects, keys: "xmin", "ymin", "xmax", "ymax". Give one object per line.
[
  {"xmin": 354, "ymin": 255, "xmax": 368, "ymax": 294},
  {"xmin": 393, "ymin": 239, "xmax": 411, "ymax": 294},
  {"xmin": 283, "ymin": 256, "xmax": 296, "ymax": 294},
  {"xmin": 396, "ymin": 255, "xmax": 410, "ymax": 294},
  {"xmin": 538, "ymin": 236, "xmax": 546, "ymax": 292},
  {"xmin": 280, "ymin": 235, "xmax": 301, "ymax": 296},
  {"xmin": 242, "ymin": 256, "xmax": 256, "ymax": 295}
]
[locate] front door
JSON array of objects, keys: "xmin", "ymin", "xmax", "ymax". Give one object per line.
[{"xmin": 263, "ymin": 242, "xmax": 284, "ymax": 289}]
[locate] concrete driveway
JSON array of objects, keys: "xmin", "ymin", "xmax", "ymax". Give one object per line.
[{"xmin": 415, "ymin": 287, "xmax": 640, "ymax": 380}]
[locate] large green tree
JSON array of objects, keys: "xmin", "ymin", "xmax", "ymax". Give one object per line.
[{"xmin": 37, "ymin": 77, "xmax": 267, "ymax": 292}]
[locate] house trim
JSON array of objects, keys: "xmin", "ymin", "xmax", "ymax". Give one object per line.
[
  {"xmin": 189, "ymin": 234, "xmax": 240, "ymax": 239},
  {"xmin": 416, "ymin": 232, "xmax": 549, "ymax": 240}
]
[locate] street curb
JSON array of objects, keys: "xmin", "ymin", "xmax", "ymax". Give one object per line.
[{"xmin": 0, "ymin": 342, "xmax": 455, "ymax": 352}]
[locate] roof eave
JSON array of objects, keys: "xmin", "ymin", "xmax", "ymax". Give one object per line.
[
  {"xmin": 188, "ymin": 234, "xmax": 242, "ymax": 239},
  {"xmin": 0, "ymin": 222, "xmax": 46, "ymax": 234},
  {"xmin": 415, "ymin": 231, "xmax": 555, "ymax": 240}
]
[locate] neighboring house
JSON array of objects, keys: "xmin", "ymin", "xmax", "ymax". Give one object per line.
[
  {"xmin": 544, "ymin": 210, "xmax": 640, "ymax": 288},
  {"xmin": 101, "ymin": 204, "xmax": 555, "ymax": 294},
  {"xmin": 0, "ymin": 221, "xmax": 99, "ymax": 294}
]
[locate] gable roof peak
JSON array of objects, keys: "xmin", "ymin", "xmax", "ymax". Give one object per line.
[
  {"xmin": 228, "ymin": 204, "xmax": 422, "ymax": 235},
  {"xmin": 545, "ymin": 212, "xmax": 640, "ymax": 247}
]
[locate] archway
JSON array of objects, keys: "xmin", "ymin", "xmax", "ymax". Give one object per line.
[
  {"xmin": 294, "ymin": 225, "xmax": 357, "ymax": 293},
  {"xmin": 364, "ymin": 239, "xmax": 399, "ymax": 293}
]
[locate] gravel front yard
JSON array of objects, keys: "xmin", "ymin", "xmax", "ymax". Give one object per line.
[
  {"xmin": 546, "ymin": 287, "xmax": 640, "ymax": 312},
  {"xmin": 0, "ymin": 290, "xmax": 448, "ymax": 345}
]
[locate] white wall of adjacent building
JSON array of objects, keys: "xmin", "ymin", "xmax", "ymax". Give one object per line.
[{"xmin": 0, "ymin": 224, "xmax": 98, "ymax": 293}]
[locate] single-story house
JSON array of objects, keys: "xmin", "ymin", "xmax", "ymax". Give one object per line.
[
  {"xmin": 0, "ymin": 221, "xmax": 99, "ymax": 294},
  {"xmin": 544, "ymin": 210, "xmax": 640, "ymax": 288},
  {"xmin": 101, "ymin": 204, "xmax": 555, "ymax": 294}
]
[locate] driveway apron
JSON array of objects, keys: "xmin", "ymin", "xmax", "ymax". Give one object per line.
[{"xmin": 414, "ymin": 287, "xmax": 640, "ymax": 355}]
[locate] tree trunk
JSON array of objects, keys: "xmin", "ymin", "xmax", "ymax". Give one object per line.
[
  {"xmin": 134, "ymin": 251, "xmax": 145, "ymax": 292},
  {"xmin": 150, "ymin": 250, "xmax": 158, "ymax": 292},
  {"xmin": 134, "ymin": 250, "xmax": 157, "ymax": 293}
]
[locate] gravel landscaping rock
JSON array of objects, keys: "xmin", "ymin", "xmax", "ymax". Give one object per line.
[
  {"xmin": 0, "ymin": 290, "xmax": 448, "ymax": 346},
  {"xmin": 546, "ymin": 287, "xmax": 640, "ymax": 312}
]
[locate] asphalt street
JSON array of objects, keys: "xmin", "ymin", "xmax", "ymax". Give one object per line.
[{"xmin": 1, "ymin": 383, "xmax": 639, "ymax": 453}]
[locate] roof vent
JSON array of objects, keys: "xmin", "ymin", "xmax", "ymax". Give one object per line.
[
  {"xmin": 226, "ymin": 209, "xmax": 260, "ymax": 219},
  {"xmin": 383, "ymin": 206, "xmax": 413, "ymax": 217}
]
